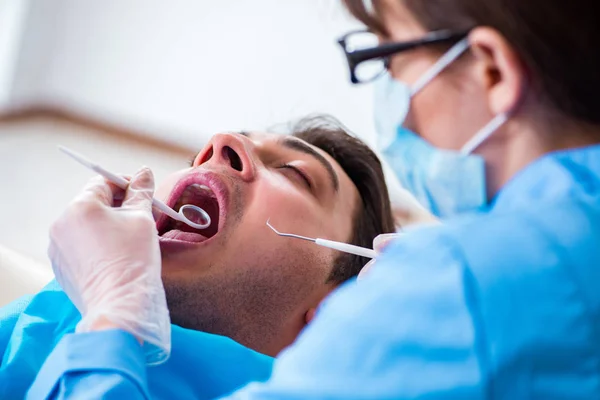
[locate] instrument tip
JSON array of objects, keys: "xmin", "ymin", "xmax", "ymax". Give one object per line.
[{"xmin": 266, "ymin": 218, "xmax": 280, "ymax": 234}]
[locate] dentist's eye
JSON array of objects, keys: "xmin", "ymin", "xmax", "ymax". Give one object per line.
[{"xmin": 278, "ymin": 164, "xmax": 312, "ymax": 189}]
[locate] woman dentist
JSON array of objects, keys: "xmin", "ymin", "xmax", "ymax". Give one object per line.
[{"xmin": 29, "ymin": 0, "xmax": 600, "ymax": 398}]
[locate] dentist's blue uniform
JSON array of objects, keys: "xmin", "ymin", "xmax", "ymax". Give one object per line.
[{"xmin": 28, "ymin": 145, "xmax": 600, "ymax": 398}]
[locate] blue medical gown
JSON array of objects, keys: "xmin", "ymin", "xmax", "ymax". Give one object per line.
[
  {"xmin": 28, "ymin": 145, "xmax": 600, "ymax": 398},
  {"xmin": 0, "ymin": 281, "xmax": 273, "ymax": 399}
]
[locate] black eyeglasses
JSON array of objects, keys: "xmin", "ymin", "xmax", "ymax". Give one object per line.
[{"xmin": 337, "ymin": 30, "xmax": 469, "ymax": 84}]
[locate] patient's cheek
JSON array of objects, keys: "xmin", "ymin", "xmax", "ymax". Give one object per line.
[{"xmin": 155, "ymin": 174, "xmax": 181, "ymax": 202}]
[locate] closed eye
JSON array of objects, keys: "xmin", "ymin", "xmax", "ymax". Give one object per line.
[{"xmin": 279, "ymin": 164, "xmax": 312, "ymax": 189}]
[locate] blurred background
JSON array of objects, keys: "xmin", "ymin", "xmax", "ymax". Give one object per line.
[{"xmin": 0, "ymin": 0, "xmax": 376, "ymax": 270}]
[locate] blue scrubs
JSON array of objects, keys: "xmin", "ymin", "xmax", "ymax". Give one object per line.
[
  {"xmin": 0, "ymin": 281, "xmax": 273, "ymax": 399},
  {"xmin": 29, "ymin": 145, "xmax": 600, "ymax": 399}
]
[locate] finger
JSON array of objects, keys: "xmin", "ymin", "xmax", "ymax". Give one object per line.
[
  {"xmin": 79, "ymin": 175, "xmax": 132, "ymax": 207},
  {"xmin": 123, "ymin": 167, "xmax": 155, "ymax": 212},
  {"xmin": 373, "ymin": 233, "xmax": 402, "ymax": 252},
  {"xmin": 358, "ymin": 259, "xmax": 376, "ymax": 281},
  {"xmin": 76, "ymin": 176, "xmax": 121, "ymax": 206},
  {"xmin": 112, "ymin": 175, "xmax": 132, "ymax": 207}
]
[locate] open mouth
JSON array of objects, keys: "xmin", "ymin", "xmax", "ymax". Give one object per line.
[{"xmin": 157, "ymin": 174, "xmax": 227, "ymax": 244}]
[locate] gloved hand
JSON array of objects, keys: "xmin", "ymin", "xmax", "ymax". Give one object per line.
[
  {"xmin": 359, "ymin": 213, "xmax": 442, "ymax": 280},
  {"xmin": 358, "ymin": 233, "xmax": 402, "ymax": 280},
  {"xmin": 48, "ymin": 167, "xmax": 170, "ymax": 365}
]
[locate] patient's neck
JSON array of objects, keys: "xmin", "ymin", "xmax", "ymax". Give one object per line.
[{"xmin": 165, "ymin": 279, "xmax": 301, "ymax": 356}]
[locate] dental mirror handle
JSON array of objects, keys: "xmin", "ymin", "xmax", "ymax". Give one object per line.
[
  {"xmin": 315, "ymin": 239, "xmax": 377, "ymax": 259},
  {"xmin": 94, "ymin": 165, "xmax": 209, "ymax": 229},
  {"xmin": 88, "ymin": 160, "xmax": 186, "ymax": 223},
  {"xmin": 58, "ymin": 145, "xmax": 207, "ymax": 228}
]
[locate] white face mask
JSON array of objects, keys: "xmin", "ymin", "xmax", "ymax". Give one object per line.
[{"xmin": 374, "ymin": 38, "xmax": 509, "ymax": 218}]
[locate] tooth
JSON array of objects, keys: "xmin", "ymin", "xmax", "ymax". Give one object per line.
[
  {"xmin": 190, "ymin": 184, "xmax": 215, "ymax": 197},
  {"xmin": 177, "ymin": 184, "xmax": 214, "ymax": 210}
]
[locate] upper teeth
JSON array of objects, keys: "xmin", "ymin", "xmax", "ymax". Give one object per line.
[{"xmin": 179, "ymin": 184, "xmax": 215, "ymax": 205}]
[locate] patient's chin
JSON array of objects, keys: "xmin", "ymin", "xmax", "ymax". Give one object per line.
[{"xmin": 159, "ymin": 257, "xmax": 213, "ymax": 283}]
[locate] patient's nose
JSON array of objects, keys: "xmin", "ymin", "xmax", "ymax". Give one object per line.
[{"xmin": 195, "ymin": 133, "xmax": 255, "ymax": 181}]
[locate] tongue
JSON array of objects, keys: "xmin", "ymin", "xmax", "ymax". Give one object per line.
[
  {"xmin": 171, "ymin": 218, "xmax": 209, "ymax": 234},
  {"xmin": 162, "ymin": 229, "xmax": 208, "ymax": 243},
  {"xmin": 174, "ymin": 184, "xmax": 219, "ymax": 238}
]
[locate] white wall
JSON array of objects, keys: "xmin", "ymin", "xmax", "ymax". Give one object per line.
[
  {"xmin": 0, "ymin": 118, "xmax": 191, "ymax": 264},
  {"xmin": 0, "ymin": 0, "xmax": 29, "ymax": 109},
  {"xmin": 10, "ymin": 0, "xmax": 376, "ymax": 148},
  {"xmin": 2, "ymin": 2, "xmax": 420, "ymax": 271}
]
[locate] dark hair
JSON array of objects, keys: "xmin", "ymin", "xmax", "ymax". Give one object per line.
[
  {"xmin": 291, "ymin": 115, "xmax": 395, "ymax": 284},
  {"xmin": 344, "ymin": 0, "xmax": 600, "ymax": 125}
]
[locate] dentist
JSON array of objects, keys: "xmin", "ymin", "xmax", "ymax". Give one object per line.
[{"xmin": 29, "ymin": 0, "xmax": 600, "ymax": 398}]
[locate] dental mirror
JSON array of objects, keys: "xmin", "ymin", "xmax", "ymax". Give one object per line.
[
  {"xmin": 179, "ymin": 204, "xmax": 211, "ymax": 229},
  {"xmin": 59, "ymin": 145, "xmax": 211, "ymax": 230}
]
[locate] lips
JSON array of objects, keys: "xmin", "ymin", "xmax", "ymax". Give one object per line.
[{"xmin": 156, "ymin": 172, "xmax": 228, "ymax": 245}]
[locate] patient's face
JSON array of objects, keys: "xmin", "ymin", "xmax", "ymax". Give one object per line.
[{"xmin": 154, "ymin": 131, "xmax": 358, "ymax": 355}]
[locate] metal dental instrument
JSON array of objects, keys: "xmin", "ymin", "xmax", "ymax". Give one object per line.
[
  {"xmin": 59, "ymin": 145, "xmax": 211, "ymax": 230},
  {"xmin": 266, "ymin": 219, "xmax": 377, "ymax": 259}
]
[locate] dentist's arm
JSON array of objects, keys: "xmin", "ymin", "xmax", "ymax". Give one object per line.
[{"xmin": 27, "ymin": 329, "xmax": 149, "ymax": 399}]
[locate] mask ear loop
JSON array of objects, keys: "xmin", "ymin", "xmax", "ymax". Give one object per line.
[
  {"xmin": 460, "ymin": 113, "xmax": 509, "ymax": 155},
  {"xmin": 407, "ymin": 37, "xmax": 511, "ymax": 155},
  {"xmin": 410, "ymin": 38, "xmax": 471, "ymax": 96}
]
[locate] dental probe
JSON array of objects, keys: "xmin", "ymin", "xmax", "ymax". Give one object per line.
[
  {"xmin": 266, "ymin": 219, "xmax": 377, "ymax": 259},
  {"xmin": 59, "ymin": 145, "xmax": 211, "ymax": 230}
]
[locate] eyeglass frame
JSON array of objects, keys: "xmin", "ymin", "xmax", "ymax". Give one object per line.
[{"xmin": 337, "ymin": 29, "xmax": 470, "ymax": 84}]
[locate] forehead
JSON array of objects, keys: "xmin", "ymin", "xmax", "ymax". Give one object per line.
[
  {"xmin": 248, "ymin": 130, "xmax": 337, "ymax": 160},
  {"xmin": 249, "ymin": 131, "xmax": 351, "ymax": 180},
  {"xmin": 376, "ymin": 0, "xmax": 426, "ymax": 40}
]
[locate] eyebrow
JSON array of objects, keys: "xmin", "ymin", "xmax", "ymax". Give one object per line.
[{"xmin": 279, "ymin": 137, "xmax": 339, "ymax": 192}]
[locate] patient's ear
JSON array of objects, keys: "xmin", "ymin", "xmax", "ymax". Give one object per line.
[{"xmin": 304, "ymin": 284, "xmax": 337, "ymax": 325}]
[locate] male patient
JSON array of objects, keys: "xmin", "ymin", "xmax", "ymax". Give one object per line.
[{"xmin": 0, "ymin": 116, "xmax": 394, "ymax": 399}]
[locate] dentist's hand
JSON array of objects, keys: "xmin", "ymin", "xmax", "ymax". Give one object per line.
[
  {"xmin": 48, "ymin": 168, "xmax": 170, "ymax": 365},
  {"xmin": 359, "ymin": 215, "xmax": 443, "ymax": 280},
  {"xmin": 358, "ymin": 233, "xmax": 402, "ymax": 280}
]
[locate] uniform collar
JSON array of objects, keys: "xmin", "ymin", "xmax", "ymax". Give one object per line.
[{"xmin": 490, "ymin": 144, "xmax": 600, "ymax": 212}]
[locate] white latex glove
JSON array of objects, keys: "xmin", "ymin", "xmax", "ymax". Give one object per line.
[
  {"xmin": 358, "ymin": 233, "xmax": 401, "ymax": 280},
  {"xmin": 48, "ymin": 168, "xmax": 170, "ymax": 365},
  {"xmin": 359, "ymin": 219, "xmax": 442, "ymax": 280}
]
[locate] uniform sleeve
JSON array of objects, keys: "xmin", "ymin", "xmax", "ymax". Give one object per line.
[
  {"xmin": 26, "ymin": 330, "xmax": 150, "ymax": 399},
  {"xmin": 26, "ymin": 228, "xmax": 489, "ymax": 400},
  {"xmin": 0, "ymin": 295, "xmax": 33, "ymax": 361},
  {"xmin": 222, "ymin": 228, "xmax": 489, "ymax": 399}
]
